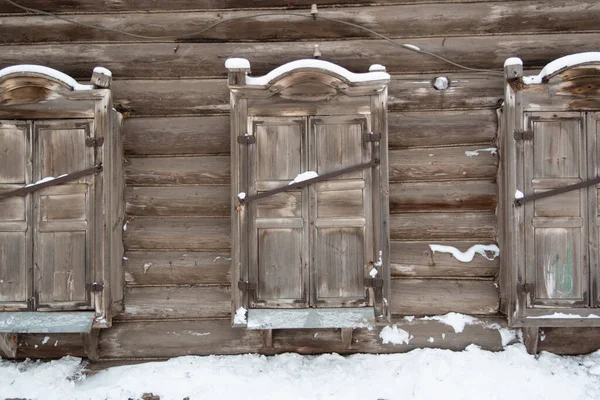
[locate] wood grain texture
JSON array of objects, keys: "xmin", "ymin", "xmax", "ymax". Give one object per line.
[
  {"xmin": 98, "ymin": 316, "xmax": 507, "ymax": 359},
  {"xmin": 17, "ymin": 333, "xmax": 85, "ymax": 359},
  {"xmin": 124, "ymin": 251, "xmax": 231, "ymax": 286},
  {"xmin": 389, "ymin": 146, "xmax": 498, "ymax": 182},
  {"xmin": 3, "ymin": 34, "xmax": 599, "ymax": 78},
  {"xmin": 390, "ymin": 279, "xmax": 499, "ymax": 315},
  {"xmin": 390, "ymin": 212, "xmax": 496, "ymax": 241},
  {"xmin": 121, "ymin": 110, "xmax": 496, "ymax": 157},
  {"xmin": 388, "ymin": 110, "xmax": 497, "ymax": 149},
  {"xmin": 123, "ymin": 217, "xmax": 230, "ymax": 250},
  {"xmin": 390, "ymin": 241, "xmax": 499, "ymax": 278},
  {"xmin": 125, "ymin": 185, "xmax": 230, "ymax": 217},
  {"xmin": 390, "ymin": 180, "xmax": 496, "ymax": 212},
  {"xmin": 124, "ymin": 116, "xmax": 230, "ymax": 156},
  {"xmin": 110, "ymin": 74, "xmax": 503, "ymax": 116},
  {"xmin": 537, "ymin": 327, "xmax": 600, "ymax": 355},
  {"xmin": 0, "ymin": 0, "xmax": 537, "ymax": 13},
  {"xmin": 117, "ymin": 286, "xmax": 231, "ymax": 319},
  {"xmin": 125, "ymin": 156, "xmax": 230, "ymax": 185},
  {"xmin": 2, "ymin": 2, "xmax": 599, "ymax": 43}
]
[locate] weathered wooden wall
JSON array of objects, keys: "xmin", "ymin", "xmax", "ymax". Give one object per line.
[{"xmin": 2, "ymin": 0, "xmax": 600, "ymax": 359}]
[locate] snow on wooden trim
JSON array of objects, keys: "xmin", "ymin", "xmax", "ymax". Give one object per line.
[
  {"xmin": 522, "ymin": 52, "xmax": 600, "ymax": 84},
  {"xmin": 243, "ymin": 59, "xmax": 390, "ymax": 86},
  {"xmin": 225, "ymin": 58, "xmax": 251, "ymax": 70},
  {"xmin": 0, "ymin": 64, "xmax": 94, "ymax": 90}
]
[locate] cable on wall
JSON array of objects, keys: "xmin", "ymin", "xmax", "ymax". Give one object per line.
[{"xmin": 3, "ymin": 0, "xmax": 504, "ymax": 76}]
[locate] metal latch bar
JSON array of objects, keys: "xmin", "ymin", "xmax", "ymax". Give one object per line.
[
  {"xmin": 86, "ymin": 282, "xmax": 104, "ymax": 292},
  {"xmin": 515, "ymin": 176, "xmax": 600, "ymax": 206},
  {"xmin": 238, "ymin": 280, "xmax": 257, "ymax": 292},
  {"xmin": 0, "ymin": 164, "xmax": 103, "ymax": 202},
  {"xmin": 363, "ymin": 132, "xmax": 381, "ymax": 142},
  {"xmin": 237, "ymin": 135, "xmax": 256, "ymax": 145},
  {"xmin": 516, "ymin": 282, "xmax": 534, "ymax": 293},
  {"xmin": 364, "ymin": 277, "xmax": 384, "ymax": 288},
  {"xmin": 239, "ymin": 159, "xmax": 379, "ymax": 205},
  {"xmin": 86, "ymin": 137, "xmax": 104, "ymax": 147}
]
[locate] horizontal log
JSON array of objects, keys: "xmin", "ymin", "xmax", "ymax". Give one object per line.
[
  {"xmin": 125, "ymin": 185, "xmax": 231, "ymax": 216},
  {"xmin": 2, "ymin": 34, "xmax": 599, "ymax": 78},
  {"xmin": 389, "ymin": 146, "xmax": 498, "ymax": 182},
  {"xmin": 98, "ymin": 316, "xmax": 507, "ymax": 358},
  {"xmin": 124, "ymin": 251, "xmax": 231, "ymax": 286},
  {"xmin": 390, "ymin": 279, "xmax": 499, "ymax": 315},
  {"xmin": 390, "ymin": 180, "xmax": 496, "ymax": 213},
  {"xmin": 2, "ymin": 2, "xmax": 599, "ymax": 43},
  {"xmin": 123, "ymin": 110, "xmax": 497, "ymax": 156},
  {"xmin": 388, "ymin": 109, "xmax": 497, "ymax": 149},
  {"xmin": 0, "ymin": 0, "xmax": 518, "ymax": 14},
  {"xmin": 125, "ymin": 146, "xmax": 496, "ymax": 186},
  {"xmin": 111, "ymin": 74, "xmax": 503, "ymax": 116},
  {"xmin": 16, "ymin": 333, "xmax": 85, "ymax": 359},
  {"xmin": 390, "ymin": 241, "xmax": 499, "ymax": 278},
  {"xmin": 123, "ymin": 217, "xmax": 231, "ymax": 250},
  {"xmin": 125, "ymin": 156, "xmax": 230, "ymax": 185},
  {"xmin": 537, "ymin": 327, "xmax": 600, "ymax": 355},
  {"xmin": 117, "ymin": 286, "xmax": 231, "ymax": 319},
  {"xmin": 124, "ymin": 116, "xmax": 230, "ymax": 156},
  {"xmin": 390, "ymin": 212, "xmax": 496, "ymax": 241}
]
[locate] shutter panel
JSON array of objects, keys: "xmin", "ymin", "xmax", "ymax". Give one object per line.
[
  {"xmin": 310, "ymin": 116, "xmax": 371, "ymax": 307},
  {"xmin": 590, "ymin": 112, "xmax": 600, "ymax": 308},
  {"xmin": 248, "ymin": 118, "xmax": 308, "ymax": 308},
  {"xmin": 0, "ymin": 121, "xmax": 31, "ymax": 310},
  {"xmin": 524, "ymin": 112, "xmax": 588, "ymax": 308},
  {"xmin": 33, "ymin": 120, "xmax": 94, "ymax": 310}
]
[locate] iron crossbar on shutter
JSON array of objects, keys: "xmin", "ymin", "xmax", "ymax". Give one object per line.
[
  {"xmin": 0, "ymin": 164, "xmax": 103, "ymax": 202},
  {"xmin": 239, "ymin": 158, "xmax": 379, "ymax": 205},
  {"xmin": 514, "ymin": 176, "xmax": 600, "ymax": 206}
]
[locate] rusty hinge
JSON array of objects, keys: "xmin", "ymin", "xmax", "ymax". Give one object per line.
[
  {"xmin": 237, "ymin": 135, "xmax": 256, "ymax": 145},
  {"xmin": 86, "ymin": 282, "xmax": 105, "ymax": 292},
  {"xmin": 363, "ymin": 132, "xmax": 381, "ymax": 142},
  {"xmin": 364, "ymin": 277, "xmax": 384, "ymax": 288},
  {"xmin": 238, "ymin": 280, "xmax": 257, "ymax": 292},
  {"xmin": 86, "ymin": 137, "xmax": 105, "ymax": 147},
  {"xmin": 516, "ymin": 282, "xmax": 534, "ymax": 294},
  {"xmin": 514, "ymin": 130, "xmax": 533, "ymax": 141}
]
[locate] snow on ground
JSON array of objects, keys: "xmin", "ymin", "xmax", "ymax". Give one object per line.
[{"xmin": 1, "ymin": 344, "xmax": 600, "ymax": 400}]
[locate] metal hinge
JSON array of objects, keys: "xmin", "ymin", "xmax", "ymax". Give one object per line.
[
  {"xmin": 86, "ymin": 282, "xmax": 105, "ymax": 292},
  {"xmin": 514, "ymin": 130, "xmax": 534, "ymax": 141},
  {"xmin": 516, "ymin": 282, "xmax": 534, "ymax": 294},
  {"xmin": 363, "ymin": 132, "xmax": 381, "ymax": 142},
  {"xmin": 86, "ymin": 137, "xmax": 105, "ymax": 147},
  {"xmin": 237, "ymin": 135, "xmax": 256, "ymax": 145},
  {"xmin": 364, "ymin": 277, "xmax": 384, "ymax": 288},
  {"xmin": 238, "ymin": 280, "xmax": 257, "ymax": 292}
]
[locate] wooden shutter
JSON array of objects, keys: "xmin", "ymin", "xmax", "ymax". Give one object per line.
[
  {"xmin": 310, "ymin": 116, "xmax": 371, "ymax": 307},
  {"xmin": 33, "ymin": 120, "xmax": 95, "ymax": 310},
  {"xmin": 523, "ymin": 112, "xmax": 588, "ymax": 308},
  {"xmin": 590, "ymin": 112, "xmax": 600, "ymax": 308},
  {"xmin": 0, "ymin": 121, "xmax": 32, "ymax": 310},
  {"xmin": 248, "ymin": 118, "xmax": 309, "ymax": 308}
]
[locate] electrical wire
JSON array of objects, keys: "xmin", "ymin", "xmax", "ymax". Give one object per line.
[{"xmin": 4, "ymin": 0, "xmax": 503, "ymax": 76}]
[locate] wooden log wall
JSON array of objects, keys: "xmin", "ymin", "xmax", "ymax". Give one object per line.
[{"xmin": 2, "ymin": 0, "xmax": 600, "ymax": 359}]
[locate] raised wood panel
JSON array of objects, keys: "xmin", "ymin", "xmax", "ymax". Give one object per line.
[
  {"xmin": 390, "ymin": 180, "xmax": 496, "ymax": 213},
  {"xmin": 123, "ymin": 217, "xmax": 230, "ymax": 250},
  {"xmin": 390, "ymin": 279, "xmax": 499, "ymax": 315},
  {"xmin": 3, "ymin": 2, "xmax": 598, "ymax": 43},
  {"xmin": 390, "ymin": 212, "xmax": 496, "ymax": 241},
  {"xmin": 124, "ymin": 251, "xmax": 231, "ymax": 286},
  {"xmin": 389, "ymin": 146, "xmax": 498, "ymax": 182},
  {"xmin": 124, "ymin": 116, "xmax": 230, "ymax": 155},
  {"xmin": 125, "ymin": 185, "xmax": 230, "ymax": 217},
  {"xmin": 537, "ymin": 327, "xmax": 600, "ymax": 355},
  {"xmin": 117, "ymin": 286, "xmax": 231, "ymax": 319},
  {"xmin": 3, "ymin": 34, "xmax": 599, "ymax": 78},
  {"xmin": 390, "ymin": 241, "xmax": 499, "ymax": 278},
  {"xmin": 125, "ymin": 156, "xmax": 230, "ymax": 185},
  {"xmin": 111, "ymin": 74, "xmax": 503, "ymax": 116},
  {"xmin": 388, "ymin": 110, "xmax": 497, "ymax": 149},
  {"xmin": 98, "ymin": 316, "xmax": 506, "ymax": 359}
]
